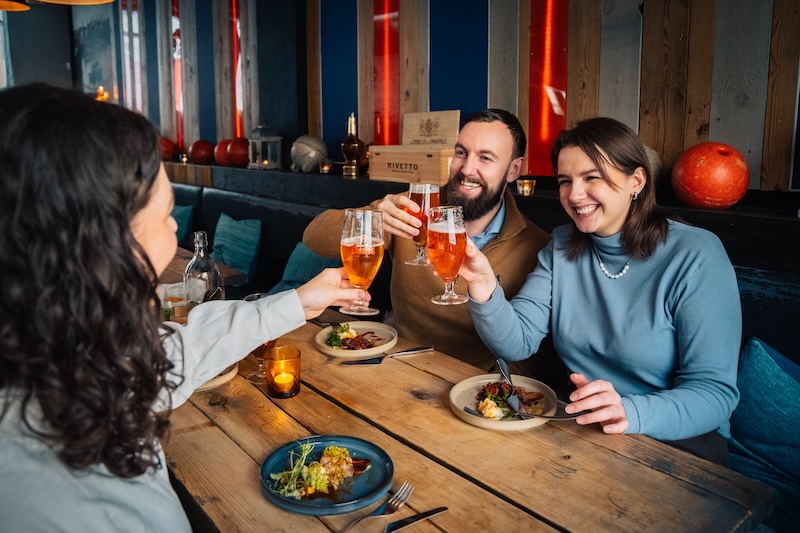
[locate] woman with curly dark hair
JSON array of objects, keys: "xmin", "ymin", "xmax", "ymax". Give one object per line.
[{"xmin": 0, "ymin": 84, "xmax": 368, "ymax": 530}]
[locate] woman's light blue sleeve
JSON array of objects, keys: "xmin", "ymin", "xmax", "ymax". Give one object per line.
[{"xmin": 469, "ymin": 240, "xmax": 554, "ymax": 361}]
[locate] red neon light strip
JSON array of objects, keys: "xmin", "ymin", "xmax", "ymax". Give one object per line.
[
  {"xmin": 231, "ymin": 0, "xmax": 243, "ymax": 138},
  {"xmin": 539, "ymin": 0, "xmax": 553, "ymax": 142},
  {"xmin": 383, "ymin": 0, "xmax": 391, "ymax": 145}
]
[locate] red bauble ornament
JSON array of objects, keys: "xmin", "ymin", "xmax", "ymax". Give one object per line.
[
  {"xmin": 671, "ymin": 142, "xmax": 749, "ymax": 209},
  {"xmin": 214, "ymin": 140, "xmax": 232, "ymax": 166},
  {"xmin": 158, "ymin": 137, "xmax": 176, "ymax": 161},
  {"xmin": 188, "ymin": 140, "xmax": 214, "ymax": 165},
  {"xmin": 227, "ymin": 137, "xmax": 250, "ymax": 168}
]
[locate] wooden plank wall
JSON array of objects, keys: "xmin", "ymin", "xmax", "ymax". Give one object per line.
[
  {"xmin": 304, "ymin": 0, "xmax": 800, "ymax": 190},
  {"xmin": 709, "ymin": 0, "xmax": 772, "ymax": 190},
  {"xmin": 762, "ymin": 0, "xmax": 800, "ymax": 191}
]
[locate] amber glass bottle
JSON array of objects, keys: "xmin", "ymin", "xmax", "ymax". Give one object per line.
[{"xmin": 341, "ymin": 112, "xmax": 366, "ymax": 178}]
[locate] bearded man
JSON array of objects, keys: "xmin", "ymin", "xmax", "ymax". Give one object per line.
[{"xmin": 303, "ymin": 109, "xmax": 550, "ymax": 372}]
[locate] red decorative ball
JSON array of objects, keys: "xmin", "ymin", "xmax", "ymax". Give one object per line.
[
  {"xmin": 214, "ymin": 140, "xmax": 232, "ymax": 166},
  {"xmin": 227, "ymin": 137, "xmax": 250, "ymax": 168},
  {"xmin": 158, "ymin": 137, "xmax": 176, "ymax": 161},
  {"xmin": 671, "ymin": 142, "xmax": 749, "ymax": 209},
  {"xmin": 188, "ymin": 140, "xmax": 214, "ymax": 165}
]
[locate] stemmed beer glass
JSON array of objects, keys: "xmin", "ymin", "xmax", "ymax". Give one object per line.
[
  {"xmin": 403, "ymin": 183, "xmax": 440, "ymax": 266},
  {"xmin": 243, "ymin": 292, "xmax": 277, "ymax": 384},
  {"xmin": 339, "ymin": 209, "xmax": 384, "ymax": 316},
  {"xmin": 427, "ymin": 206, "xmax": 468, "ymax": 305}
]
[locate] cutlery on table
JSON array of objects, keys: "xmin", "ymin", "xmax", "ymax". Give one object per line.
[
  {"xmin": 495, "ymin": 358, "xmax": 591, "ymax": 420},
  {"xmin": 383, "ymin": 507, "xmax": 448, "ymax": 532},
  {"xmin": 338, "ymin": 481, "xmax": 414, "ymax": 533},
  {"xmin": 496, "ymin": 358, "xmax": 529, "ymax": 417},
  {"xmin": 309, "ymin": 317, "xmax": 341, "ymax": 330},
  {"xmin": 340, "ymin": 346, "xmax": 433, "ymax": 365},
  {"xmin": 463, "ymin": 404, "xmax": 583, "ymax": 421}
]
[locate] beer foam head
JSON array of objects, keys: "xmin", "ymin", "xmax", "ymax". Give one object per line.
[{"xmin": 427, "ymin": 221, "xmax": 466, "ymax": 233}]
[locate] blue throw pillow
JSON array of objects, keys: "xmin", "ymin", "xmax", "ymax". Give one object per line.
[
  {"xmin": 268, "ymin": 242, "xmax": 343, "ymax": 294},
  {"xmin": 171, "ymin": 204, "xmax": 194, "ymax": 247},
  {"xmin": 210, "ymin": 212, "xmax": 261, "ymax": 285},
  {"xmin": 728, "ymin": 337, "xmax": 800, "ymax": 533}
]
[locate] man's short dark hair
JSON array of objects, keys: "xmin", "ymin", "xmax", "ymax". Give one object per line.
[{"xmin": 463, "ymin": 109, "xmax": 527, "ymax": 160}]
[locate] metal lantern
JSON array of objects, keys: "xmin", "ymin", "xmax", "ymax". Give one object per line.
[{"xmin": 248, "ymin": 122, "xmax": 282, "ymax": 170}]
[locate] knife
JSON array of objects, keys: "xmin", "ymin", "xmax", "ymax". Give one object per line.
[
  {"xmin": 383, "ymin": 507, "xmax": 448, "ymax": 533},
  {"xmin": 340, "ymin": 346, "xmax": 433, "ymax": 365}
]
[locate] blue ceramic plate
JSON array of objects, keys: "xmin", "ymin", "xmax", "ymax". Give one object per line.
[{"xmin": 260, "ymin": 435, "xmax": 394, "ymax": 516}]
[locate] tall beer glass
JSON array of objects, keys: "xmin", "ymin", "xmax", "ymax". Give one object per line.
[
  {"xmin": 427, "ymin": 206, "xmax": 468, "ymax": 305},
  {"xmin": 403, "ymin": 183, "xmax": 440, "ymax": 266},
  {"xmin": 340, "ymin": 209, "xmax": 384, "ymax": 316}
]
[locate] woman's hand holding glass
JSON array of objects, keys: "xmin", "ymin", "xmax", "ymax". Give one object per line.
[
  {"xmin": 456, "ymin": 237, "xmax": 499, "ymax": 303},
  {"xmin": 295, "ymin": 267, "xmax": 370, "ymax": 320}
]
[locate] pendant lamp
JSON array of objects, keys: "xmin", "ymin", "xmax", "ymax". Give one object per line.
[
  {"xmin": 37, "ymin": 0, "xmax": 115, "ymax": 5},
  {"xmin": 0, "ymin": 0, "xmax": 29, "ymax": 11}
]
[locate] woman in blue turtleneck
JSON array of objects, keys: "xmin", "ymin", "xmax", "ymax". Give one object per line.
[{"xmin": 463, "ymin": 117, "xmax": 741, "ymax": 465}]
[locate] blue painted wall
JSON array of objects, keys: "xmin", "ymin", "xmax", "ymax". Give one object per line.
[
  {"xmin": 320, "ymin": 0, "xmax": 358, "ymax": 161},
  {"xmin": 429, "ymin": 0, "xmax": 488, "ymax": 123},
  {"xmin": 195, "ymin": 0, "xmax": 216, "ymax": 143},
  {"xmin": 143, "ymin": 1, "xmax": 160, "ymax": 127}
]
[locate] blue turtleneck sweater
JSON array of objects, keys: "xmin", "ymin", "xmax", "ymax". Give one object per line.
[{"xmin": 469, "ymin": 221, "xmax": 741, "ymax": 440}]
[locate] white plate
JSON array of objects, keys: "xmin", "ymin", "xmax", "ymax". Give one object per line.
[
  {"xmin": 195, "ymin": 363, "xmax": 239, "ymax": 392},
  {"xmin": 449, "ymin": 374, "xmax": 558, "ymax": 431},
  {"xmin": 314, "ymin": 321, "xmax": 398, "ymax": 360}
]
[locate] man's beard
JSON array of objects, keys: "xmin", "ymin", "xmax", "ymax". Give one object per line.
[{"xmin": 446, "ymin": 171, "xmax": 507, "ymax": 222}]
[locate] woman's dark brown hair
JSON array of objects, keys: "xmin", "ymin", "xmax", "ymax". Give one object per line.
[
  {"xmin": 550, "ymin": 117, "xmax": 670, "ymax": 260},
  {"xmin": 0, "ymin": 84, "xmax": 176, "ymax": 477}
]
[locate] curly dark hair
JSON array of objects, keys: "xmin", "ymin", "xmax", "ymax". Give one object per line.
[
  {"xmin": 0, "ymin": 83, "xmax": 176, "ymax": 478},
  {"xmin": 550, "ymin": 117, "xmax": 670, "ymax": 260}
]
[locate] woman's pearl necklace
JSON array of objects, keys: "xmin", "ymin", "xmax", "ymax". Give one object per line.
[{"xmin": 593, "ymin": 244, "xmax": 630, "ymax": 280}]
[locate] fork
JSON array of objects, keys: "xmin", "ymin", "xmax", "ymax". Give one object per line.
[{"xmin": 338, "ymin": 481, "xmax": 414, "ymax": 533}]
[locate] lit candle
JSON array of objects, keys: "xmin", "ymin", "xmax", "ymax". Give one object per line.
[
  {"xmin": 516, "ymin": 179, "xmax": 535, "ymax": 196},
  {"xmin": 272, "ymin": 372, "xmax": 295, "ymax": 393}
]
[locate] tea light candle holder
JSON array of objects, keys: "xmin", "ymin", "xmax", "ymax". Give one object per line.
[
  {"xmin": 319, "ymin": 158, "xmax": 333, "ymax": 174},
  {"xmin": 516, "ymin": 179, "xmax": 536, "ymax": 196},
  {"xmin": 265, "ymin": 345, "xmax": 301, "ymax": 398}
]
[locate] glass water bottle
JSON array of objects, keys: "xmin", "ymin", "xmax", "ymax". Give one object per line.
[{"xmin": 184, "ymin": 231, "xmax": 224, "ymax": 305}]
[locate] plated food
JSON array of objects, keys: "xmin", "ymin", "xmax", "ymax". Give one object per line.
[
  {"xmin": 269, "ymin": 442, "xmax": 370, "ymax": 500},
  {"xmin": 476, "ymin": 381, "xmax": 546, "ymax": 420},
  {"xmin": 260, "ymin": 435, "xmax": 393, "ymax": 516},
  {"xmin": 449, "ymin": 374, "xmax": 557, "ymax": 431},
  {"xmin": 314, "ymin": 321, "xmax": 398, "ymax": 360}
]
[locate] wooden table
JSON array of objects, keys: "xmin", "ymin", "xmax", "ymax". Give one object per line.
[
  {"xmin": 159, "ymin": 247, "xmax": 246, "ymax": 286},
  {"xmin": 163, "ymin": 314, "xmax": 774, "ymax": 532}
]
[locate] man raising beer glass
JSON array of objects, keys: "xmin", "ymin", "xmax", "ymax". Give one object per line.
[{"xmin": 303, "ymin": 109, "xmax": 551, "ymax": 375}]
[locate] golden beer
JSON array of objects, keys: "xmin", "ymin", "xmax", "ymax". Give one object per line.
[
  {"xmin": 404, "ymin": 190, "xmax": 440, "ymax": 246},
  {"xmin": 340, "ymin": 239, "xmax": 385, "ymax": 288},
  {"xmin": 427, "ymin": 226, "xmax": 466, "ymax": 282}
]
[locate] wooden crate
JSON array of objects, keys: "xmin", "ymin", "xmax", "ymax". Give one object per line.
[
  {"xmin": 368, "ymin": 145, "xmax": 454, "ymax": 185},
  {"xmin": 368, "ymin": 110, "xmax": 459, "ymax": 184}
]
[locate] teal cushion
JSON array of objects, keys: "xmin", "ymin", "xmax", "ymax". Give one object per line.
[
  {"xmin": 268, "ymin": 242, "xmax": 342, "ymax": 294},
  {"xmin": 728, "ymin": 337, "xmax": 800, "ymax": 533},
  {"xmin": 210, "ymin": 212, "xmax": 261, "ymax": 285},
  {"xmin": 171, "ymin": 204, "xmax": 194, "ymax": 247}
]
